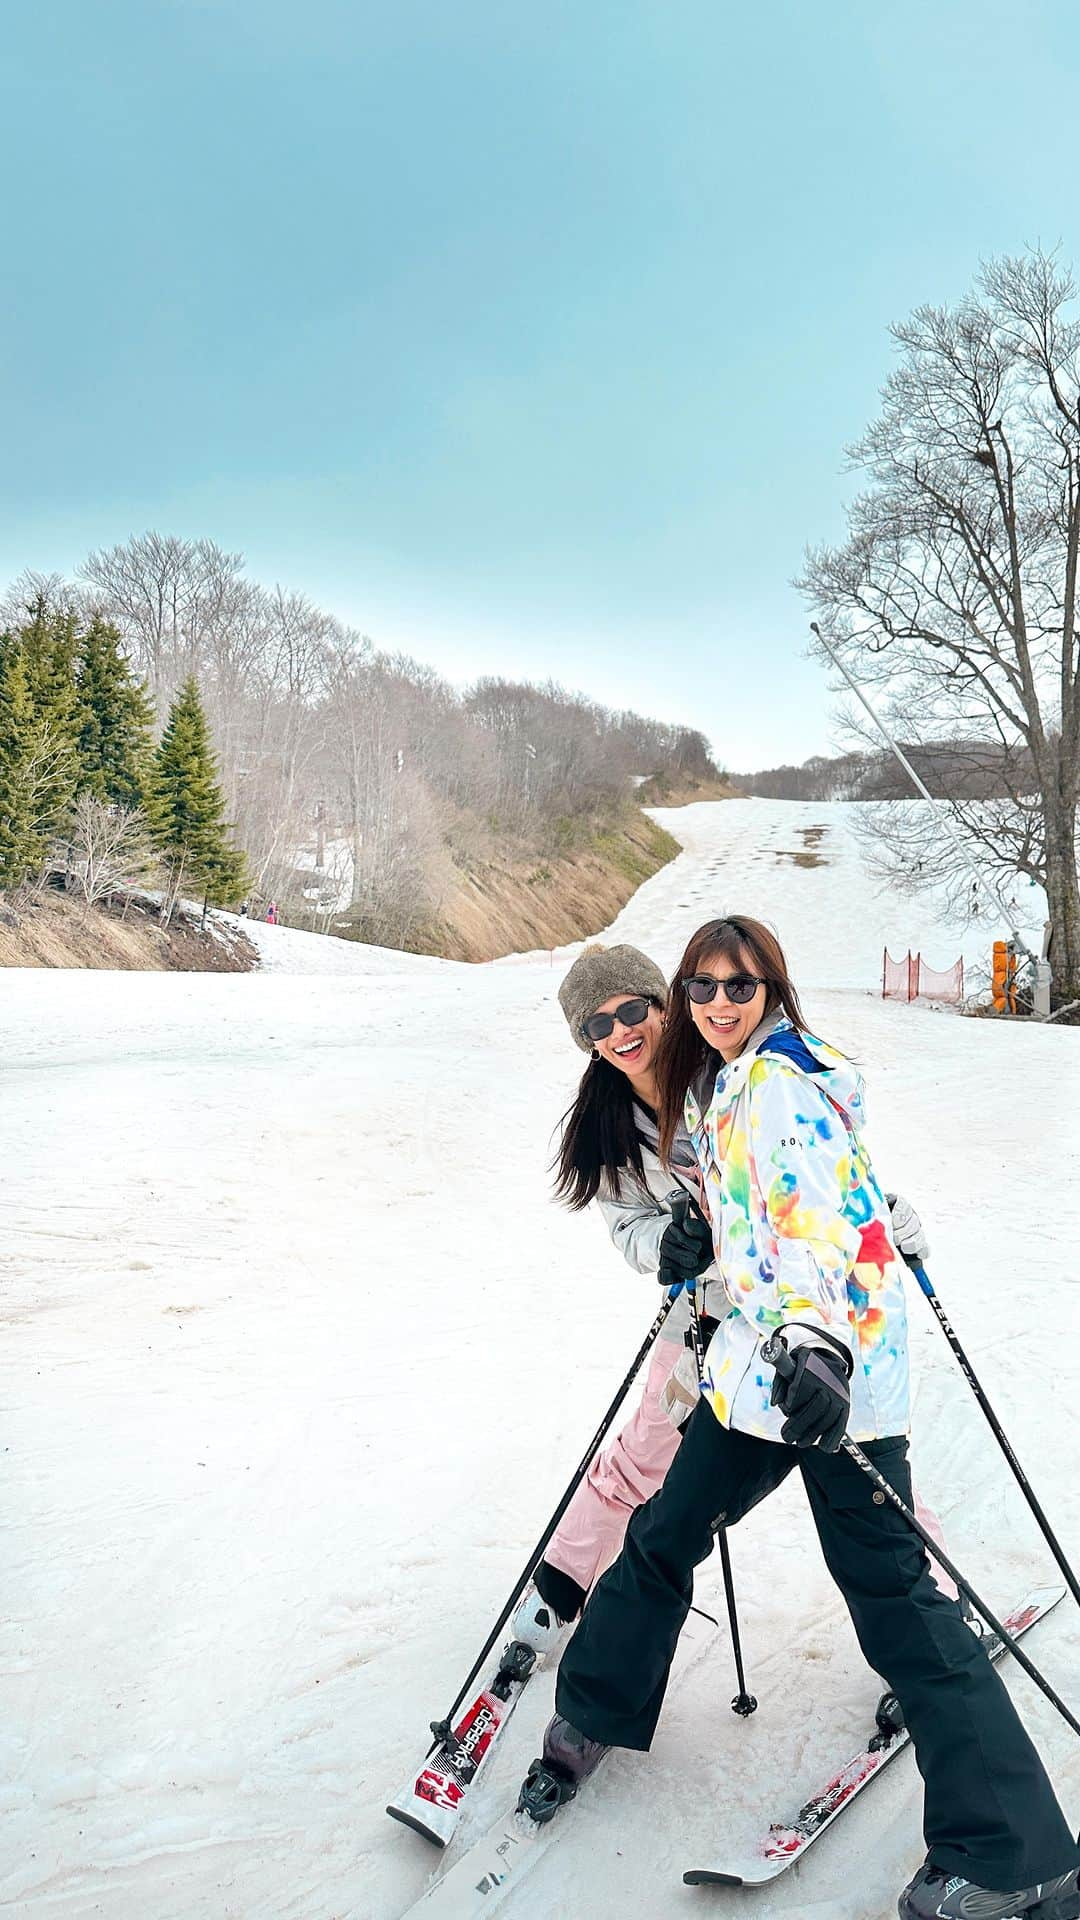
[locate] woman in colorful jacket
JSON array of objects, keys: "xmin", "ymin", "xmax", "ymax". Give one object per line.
[
  {"xmin": 535, "ymin": 917, "xmax": 1078, "ymax": 1920},
  {"xmin": 513, "ymin": 940, "xmax": 945, "ymax": 1651}
]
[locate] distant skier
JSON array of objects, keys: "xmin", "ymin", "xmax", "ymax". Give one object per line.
[
  {"xmin": 265, "ymin": 901, "xmax": 278, "ymax": 925},
  {"xmin": 526, "ymin": 918, "xmax": 1078, "ymax": 1920},
  {"xmin": 511, "ymin": 942, "xmax": 947, "ymax": 1652}
]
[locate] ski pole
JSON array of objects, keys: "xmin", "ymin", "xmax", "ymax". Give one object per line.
[
  {"xmin": 907, "ymin": 1259, "xmax": 1080, "ymax": 1612},
  {"xmin": 716, "ymin": 1528, "xmax": 757, "ymax": 1718},
  {"xmin": 686, "ymin": 1279, "xmax": 757, "ymax": 1717},
  {"xmin": 428, "ymin": 1287, "xmax": 678, "ymax": 1751},
  {"xmin": 841, "ymin": 1436, "xmax": 1080, "ymax": 1739},
  {"xmin": 762, "ymin": 1336, "xmax": 1080, "ymax": 1741}
]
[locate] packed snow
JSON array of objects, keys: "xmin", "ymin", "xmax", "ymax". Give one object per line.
[{"xmin": 4, "ymin": 798, "xmax": 1079, "ymax": 1920}]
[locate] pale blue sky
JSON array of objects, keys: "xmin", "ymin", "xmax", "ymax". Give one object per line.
[{"xmin": 3, "ymin": 1, "xmax": 1078, "ymax": 767}]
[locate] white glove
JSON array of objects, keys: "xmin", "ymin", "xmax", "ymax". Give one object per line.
[
  {"xmin": 659, "ymin": 1347, "xmax": 701, "ymax": 1430},
  {"xmin": 886, "ymin": 1191, "xmax": 929, "ymax": 1266}
]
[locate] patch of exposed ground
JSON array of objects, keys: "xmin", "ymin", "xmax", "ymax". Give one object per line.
[
  {"xmin": 0, "ymin": 890, "xmax": 258, "ymax": 971},
  {"xmin": 775, "ymin": 823, "xmax": 830, "ymax": 869},
  {"xmin": 418, "ymin": 812, "xmax": 683, "ymax": 962},
  {"xmin": 636, "ymin": 772, "xmax": 736, "ymax": 806}
]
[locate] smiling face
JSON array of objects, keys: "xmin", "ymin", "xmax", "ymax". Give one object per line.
[
  {"xmin": 685, "ymin": 948, "xmax": 768, "ymax": 1062},
  {"xmin": 589, "ymin": 994, "xmax": 665, "ymax": 1090}
]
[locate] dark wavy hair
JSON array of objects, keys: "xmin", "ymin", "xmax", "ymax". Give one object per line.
[
  {"xmin": 552, "ymin": 997, "xmax": 666, "ymax": 1211},
  {"xmin": 655, "ymin": 917, "xmax": 806, "ymax": 1166}
]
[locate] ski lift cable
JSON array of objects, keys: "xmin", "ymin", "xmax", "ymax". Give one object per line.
[{"xmin": 808, "ymin": 622, "xmax": 1038, "ymax": 967}]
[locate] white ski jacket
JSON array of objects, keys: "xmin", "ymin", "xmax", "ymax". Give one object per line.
[{"xmin": 686, "ymin": 1015, "xmax": 911, "ymax": 1443}]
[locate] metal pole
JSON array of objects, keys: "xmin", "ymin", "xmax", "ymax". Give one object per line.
[
  {"xmin": 909, "ymin": 1261, "xmax": 1080, "ymax": 1610},
  {"xmin": 763, "ymin": 1334, "xmax": 1080, "ymax": 1739},
  {"xmin": 686, "ymin": 1275, "xmax": 757, "ymax": 1716},
  {"xmin": 716, "ymin": 1528, "xmax": 757, "ymax": 1717},
  {"xmin": 808, "ymin": 621, "xmax": 1040, "ymax": 973},
  {"xmin": 841, "ymin": 1436, "xmax": 1080, "ymax": 1739},
  {"xmin": 428, "ymin": 1289, "xmax": 678, "ymax": 1751}
]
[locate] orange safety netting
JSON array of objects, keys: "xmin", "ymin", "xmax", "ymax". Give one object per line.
[
  {"xmin": 882, "ymin": 949, "xmax": 964, "ymax": 1004},
  {"xmin": 916, "ymin": 956, "xmax": 964, "ymax": 1004},
  {"xmin": 882, "ymin": 949, "xmax": 918, "ymax": 1001}
]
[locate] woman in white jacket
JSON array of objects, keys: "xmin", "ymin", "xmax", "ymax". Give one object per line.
[
  {"xmin": 535, "ymin": 918, "xmax": 1078, "ymax": 1920},
  {"xmin": 513, "ymin": 941, "xmax": 937, "ymax": 1649}
]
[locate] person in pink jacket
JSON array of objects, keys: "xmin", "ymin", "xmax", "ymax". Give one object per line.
[{"xmin": 511, "ymin": 942, "xmax": 943, "ymax": 1652}]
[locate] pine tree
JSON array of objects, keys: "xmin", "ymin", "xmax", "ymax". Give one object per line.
[
  {"xmin": 74, "ymin": 617, "xmax": 154, "ymax": 807},
  {"xmin": 18, "ymin": 595, "xmax": 79, "ymax": 727},
  {"xmin": 0, "ymin": 598, "xmax": 80, "ymax": 887},
  {"xmin": 147, "ymin": 676, "xmax": 247, "ymax": 914},
  {"xmin": 0, "ymin": 636, "xmax": 35, "ymax": 886}
]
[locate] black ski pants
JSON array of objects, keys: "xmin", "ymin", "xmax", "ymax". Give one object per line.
[{"xmin": 555, "ymin": 1401, "xmax": 1079, "ymax": 1888}]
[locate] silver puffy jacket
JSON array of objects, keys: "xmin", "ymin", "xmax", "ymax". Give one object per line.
[{"xmin": 596, "ymin": 1104, "xmax": 721, "ymax": 1344}]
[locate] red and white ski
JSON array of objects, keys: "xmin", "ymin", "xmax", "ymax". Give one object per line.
[
  {"xmin": 683, "ymin": 1585, "xmax": 1065, "ymax": 1889},
  {"xmin": 390, "ymin": 1591, "xmax": 720, "ymax": 1852},
  {"xmin": 387, "ymin": 1637, "xmax": 539, "ymax": 1847},
  {"xmin": 394, "ymin": 1604, "xmax": 720, "ymax": 1913}
]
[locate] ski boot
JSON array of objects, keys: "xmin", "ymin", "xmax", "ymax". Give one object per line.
[
  {"xmin": 898, "ymin": 1861, "xmax": 1080, "ymax": 1919},
  {"xmin": 874, "ymin": 1598, "xmax": 988, "ymax": 1749},
  {"xmin": 517, "ymin": 1715, "xmax": 609, "ymax": 1825},
  {"xmin": 958, "ymin": 1591, "xmax": 989, "ymax": 1638},
  {"xmin": 509, "ymin": 1582, "xmax": 575, "ymax": 1660},
  {"xmin": 870, "ymin": 1688, "xmax": 905, "ymax": 1751}
]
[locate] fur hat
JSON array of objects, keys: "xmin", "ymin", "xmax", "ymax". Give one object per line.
[{"xmin": 558, "ymin": 943, "xmax": 669, "ymax": 1052}]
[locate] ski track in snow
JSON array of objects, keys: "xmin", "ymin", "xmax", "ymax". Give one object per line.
[{"xmin": 2, "ymin": 799, "xmax": 1078, "ymax": 1920}]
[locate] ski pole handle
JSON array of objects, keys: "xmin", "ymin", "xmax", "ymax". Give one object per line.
[
  {"xmin": 761, "ymin": 1333, "xmax": 796, "ymax": 1381},
  {"xmin": 909, "ymin": 1260, "xmax": 936, "ymax": 1300},
  {"xmin": 658, "ymin": 1192, "xmax": 701, "ymax": 1298}
]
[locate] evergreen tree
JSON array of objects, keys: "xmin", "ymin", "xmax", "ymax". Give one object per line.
[
  {"xmin": 0, "ymin": 636, "xmax": 35, "ymax": 886},
  {"xmin": 147, "ymin": 676, "xmax": 247, "ymax": 912},
  {"xmin": 0, "ymin": 598, "xmax": 80, "ymax": 887},
  {"xmin": 18, "ymin": 595, "xmax": 79, "ymax": 728},
  {"xmin": 74, "ymin": 617, "xmax": 154, "ymax": 807}
]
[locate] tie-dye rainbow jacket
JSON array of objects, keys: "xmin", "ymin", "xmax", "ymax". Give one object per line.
[{"xmin": 684, "ymin": 1016, "xmax": 910, "ymax": 1444}]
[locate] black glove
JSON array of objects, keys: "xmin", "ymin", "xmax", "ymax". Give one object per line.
[
  {"xmin": 763, "ymin": 1331, "xmax": 852, "ymax": 1453},
  {"xmin": 657, "ymin": 1194, "xmax": 713, "ymax": 1291}
]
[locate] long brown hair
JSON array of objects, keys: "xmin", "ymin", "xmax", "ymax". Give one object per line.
[{"xmin": 655, "ymin": 916, "xmax": 806, "ymax": 1165}]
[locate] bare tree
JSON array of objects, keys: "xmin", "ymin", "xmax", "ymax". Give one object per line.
[
  {"xmin": 60, "ymin": 795, "xmax": 159, "ymax": 914},
  {"xmin": 82, "ymin": 532, "xmax": 194, "ymax": 695},
  {"xmin": 0, "ymin": 570, "xmax": 78, "ymax": 630},
  {"xmin": 80, "ymin": 533, "xmax": 251, "ymax": 712},
  {"xmin": 800, "ymin": 249, "xmax": 1080, "ymax": 1002},
  {"xmin": 321, "ymin": 630, "xmax": 377, "ymax": 906}
]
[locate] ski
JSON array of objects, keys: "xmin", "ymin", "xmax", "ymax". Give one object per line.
[
  {"xmin": 396, "ymin": 1602, "xmax": 719, "ymax": 1914},
  {"xmin": 390, "ymin": 1586, "xmax": 719, "ymax": 1851},
  {"xmin": 683, "ymin": 1584, "xmax": 1064, "ymax": 1888},
  {"xmin": 387, "ymin": 1635, "xmax": 540, "ymax": 1847},
  {"xmin": 396, "ymin": 1804, "xmax": 550, "ymax": 1917}
]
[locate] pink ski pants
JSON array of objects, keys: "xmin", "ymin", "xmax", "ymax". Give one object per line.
[{"xmin": 545, "ymin": 1338, "xmax": 957, "ymax": 1602}]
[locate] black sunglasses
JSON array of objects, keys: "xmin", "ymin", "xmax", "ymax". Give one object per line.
[
  {"xmin": 683, "ymin": 972, "xmax": 766, "ymax": 1007},
  {"xmin": 582, "ymin": 996, "xmax": 653, "ymax": 1043}
]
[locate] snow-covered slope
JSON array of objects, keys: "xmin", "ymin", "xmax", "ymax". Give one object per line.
[
  {"xmin": 4, "ymin": 800, "xmax": 1078, "ymax": 1920},
  {"xmin": 220, "ymin": 912, "xmax": 450, "ymax": 976}
]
